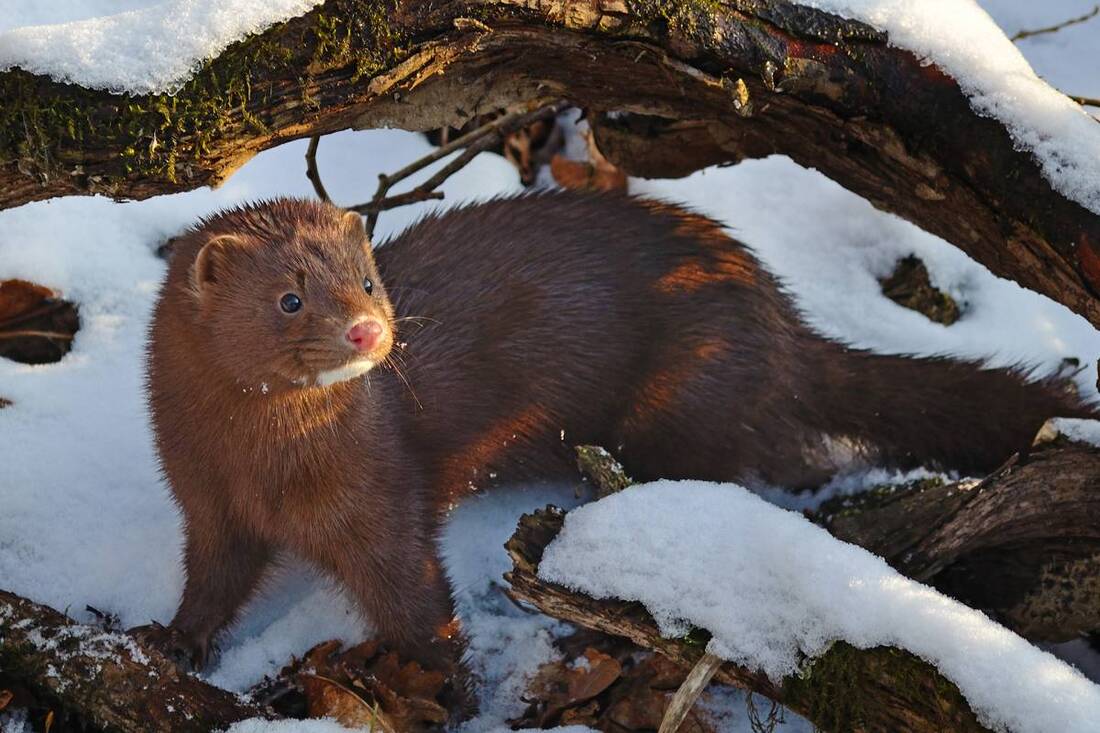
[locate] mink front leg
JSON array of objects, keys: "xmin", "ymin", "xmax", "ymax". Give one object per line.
[
  {"xmin": 134, "ymin": 501, "xmax": 272, "ymax": 670},
  {"xmin": 310, "ymin": 509, "xmax": 473, "ymax": 714}
]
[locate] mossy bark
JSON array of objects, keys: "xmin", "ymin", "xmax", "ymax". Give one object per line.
[
  {"xmin": 3, "ymin": 0, "xmax": 1100, "ymax": 329},
  {"xmin": 505, "ymin": 507, "xmax": 988, "ymax": 733}
]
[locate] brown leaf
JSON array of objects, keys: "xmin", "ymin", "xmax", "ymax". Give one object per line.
[
  {"xmin": 605, "ymin": 686, "xmax": 670, "ymax": 731},
  {"xmin": 550, "ymin": 129, "xmax": 627, "ymax": 193},
  {"xmin": 302, "ymin": 674, "xmax": 395, "ymax": 732},
  {"xmin": 567, "ymin": 648, "xmax": 622, "ymax": 703},
  {"xmin": 372, "ymin": 676, "xmax": 449, "ymax": 730},
  {"xmin": 0, "ymin": 279, "xmax": 79, "ymax": 365},
  {"xmin": 560, "ymin": 699, "xmax": 601, "ymax": 726},
  {"xmin": 629, "ymin": 652, "xmax": 689, "ymax": 691},
  {"xmin": 0, "ymin": 689, "xmax": 12, "ymax": 711}
]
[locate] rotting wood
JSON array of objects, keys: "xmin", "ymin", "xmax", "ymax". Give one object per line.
[
  {"xmin": 4, "ymin": 0, "xmax": 1100, "ymax": 329},
  {"xmin": 528, "ymin": 437, "xmax": 1100, "ymax": 729}
]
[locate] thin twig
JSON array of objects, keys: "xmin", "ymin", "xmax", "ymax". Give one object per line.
[
  {"xmin": 305, "ymin": 135, "xmax": 331, "ymax": 202},
  {"xmin": 657, "ymin": 652, "xmax": 724, "ymax": 733},
  {"xmin": 303, "ymin": 102, "xmax": 565, "ymax": 237},
  {"xmin": 1069, "ymin": 95, "xmax": 1100, "ymax": 108},
  {"xmin": 0, "ymin": 330, "xmax": 74, "ymax": 341},
  {"xmin": 352, "ymin": 102, "xmax": 565, "ymax": 236},
  {"xmin": 1011, "ymin": 5, "xmax": 1098, "ymax": 41}
]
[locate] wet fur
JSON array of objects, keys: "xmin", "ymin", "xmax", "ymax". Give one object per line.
[{"xmin": 146, "ymin": 192, "xmax": 1094, "ymax": 677}]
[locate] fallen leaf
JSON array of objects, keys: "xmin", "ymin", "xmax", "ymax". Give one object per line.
[
  {"xmin": 550, "ymin": 129, "xmax": 627, "ymax": 193},
  {"xmin": 302, "ymin": 674, "xmax": 395, "ymax": 732},
  {"xmin": 0, "ymin": 689, "xmax": 12, "ymax": 711},
  {"xmin": 567, "ymin": 648, "xmax": 622, "ymax": 703},
  {"xmin": 0, "ymin": 279, "xmax": 79, "ymax": 365}
]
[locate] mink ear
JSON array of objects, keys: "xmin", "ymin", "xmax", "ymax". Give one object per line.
[
  {"xmin": 190, "ymin": 235, "xmax": 243, "ymax": 296},
  {"xmin": 342, "ymin": 210, "xmax": 367, "ymax": 243}
]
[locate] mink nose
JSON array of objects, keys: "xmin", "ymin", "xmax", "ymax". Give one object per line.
[{"xmin": 346, "ymin": 319, "xmax": 384, "ymax": 353}]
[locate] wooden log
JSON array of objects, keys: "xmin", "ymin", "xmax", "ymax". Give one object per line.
[
  {"xmin": 3, "ymin": 1, "xmax": 1100, "ymax": 328},
  {"xmin": 816, "ymin": 438, "xmax": 1100, "ymax": 642},
  {"xmin": 508, "ymin": 438, "xmax": 1100, "ymax": 730},
  {"xmin": 504, "ymin": 507, "xmax": 990, "ymax": 733},
  {"xmin": 0, "ymin": 589, "xmax": 272, "ymax": 732}
]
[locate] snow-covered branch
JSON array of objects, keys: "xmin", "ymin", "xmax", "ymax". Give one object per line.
[
  {"xmin": 4, "ymin": 0, "xmax": 1100, "ymax": 327},
  {"xmin": 0, "ymin": 589, "xmax": 270, "ymax": 732}
]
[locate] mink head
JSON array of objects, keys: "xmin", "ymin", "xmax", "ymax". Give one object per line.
[{"xmin": 181, "ymin": 199, "xmax": 395, "ymax": 389}]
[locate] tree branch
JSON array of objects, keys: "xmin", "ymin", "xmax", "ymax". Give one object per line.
[
  {"xmin": 3, "ymin": 0, "xmax": 1100, "ymax": 328},
  {"xmin": 0, "ymin": 589, "xmax": 272, "ymax": 732},
  {"xmin": 1011, "ymin": 5, "xmax": 1099, "ymax": 41},
  {"xmin": 507, "ymin": 437, "xmax": 1100, "ymax": 730},
  {"xmin": 505, "ymin": 507, "xmax": 990, "ymax": 733}
]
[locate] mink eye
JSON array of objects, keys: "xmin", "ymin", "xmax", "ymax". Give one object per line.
[
  {"xmin": 279, "ymin": 293, "xmax": 302, "ymax": 314},
  {"xmin": 362, "ymin": 277, "xmax": 374, "ymax": 295}
]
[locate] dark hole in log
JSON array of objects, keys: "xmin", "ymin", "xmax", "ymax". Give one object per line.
[
  {"xmin": 0, "ymin": 279, "xmax": 80, "ymax": 365},
  {"xmin": 879, "ymin": 255, "xmax": 961, "ymax": 325}
]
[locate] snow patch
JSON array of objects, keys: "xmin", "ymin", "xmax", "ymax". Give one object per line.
[
  {"xmin": 539, "ymin": 481, "xmax": 1100, "ymax": 733},
  {"xmin": 801, "ymin": 0, "xmax": 1100, "ymax": 213},
  {"xmin": 0, "ymin": 0, "xmax": 323, "ymax": 94}
]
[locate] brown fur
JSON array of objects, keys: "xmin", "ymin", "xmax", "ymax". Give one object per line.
[{"xmin": 144, "ymin": 192, "xmax": 1093, "ymax": 678}]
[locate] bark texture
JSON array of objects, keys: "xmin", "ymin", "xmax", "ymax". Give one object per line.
[
  {"xmin": 0, "ymin": 589, "xmax": 271, "ymax": 732},
  {"xmin": 817, "ymin": 438, "xmax": 1100, "ymax": 642},
  {"xmin": 508, "ymin": 438, "xmax": 1100, "ymax": 731},
  {"xmin": 3, "ymin": 0, "xmax": 1100, "ymax": 327},
  {"xmin": 505, "ymin": 508, "xmax": 990, "ymax": 733}
]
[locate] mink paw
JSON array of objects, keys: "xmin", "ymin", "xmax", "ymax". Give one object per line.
[{"xmin": 129, "ymin": 622, "xmax": 210, "ymax": 672}]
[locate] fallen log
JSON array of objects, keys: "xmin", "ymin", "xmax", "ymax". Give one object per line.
[
  {"xmin": 505, "ymin": 507, "xmax": 990, "ymax": 733},
  {"xmin": 4, "ymin": 1, "xmax": 1100, "ymax": 329},
  {"xmin": 505, "ymin": 438, "xmax": 1100, "ymax": 731},
  {"xmin": 815, "ymin": 436, "xmax": 1100, "ymax": 642},
  {"xmin": 0, "ymin": 589, "xmax": 271, "ymax": 732}
]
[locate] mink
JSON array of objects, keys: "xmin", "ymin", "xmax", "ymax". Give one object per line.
[{"xmin": 138, "ymin": 192, "xmax": 1093, "ymax": 689}]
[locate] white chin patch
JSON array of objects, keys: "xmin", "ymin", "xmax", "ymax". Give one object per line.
[{"xmin": 314, "ymin": 359, "xmax": 376, "ymax": 387}]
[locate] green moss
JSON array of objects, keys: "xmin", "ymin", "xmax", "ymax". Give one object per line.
[
  {"xmin": 0, "ymin": 0, "xmax": 403, "ymax": 193},
  {"xmin": 626, "ymin": 0, "xmax": 725, "ymax": 38},
  {"xmin": 782, "ymin": 643, "xmax": 983, "ymax": 732},
  {"xmin": 813, "ymin": 476, "xmax": 945, "ymax": 523}
]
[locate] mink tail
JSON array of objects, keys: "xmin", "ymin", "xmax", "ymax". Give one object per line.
[{"xmin": 808, "ymin": 339, "xmax": 1097, "ymax": 475}]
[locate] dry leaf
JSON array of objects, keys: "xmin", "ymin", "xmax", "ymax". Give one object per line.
[
  {"xmin": 567, "ymin": 648, "xmax": 622, "ymax": 703},
  {"xmin": 560, "ymin": 699, "xmax": 601, "ymax": 726},
  {"xmin": 550, "ymin": 129, "xmax": 627, "ymax": 193},
  {"xmin": 0, "ymin": 689, "xmax": 12, "ymax": 711},
  {"xmin": 513, "ymin": 632, "xmax": 718, "ymax": 733},
  {"xmin": 258, "ymin": 638, "xmax": 452, "ymax": 732},
  {"xmin": 0, "ymin": 279, "xmax": 79, "ymax": 365},
  {"xmin": 302, "ymin": 674, "xmax": 394, "ymax": 732}
]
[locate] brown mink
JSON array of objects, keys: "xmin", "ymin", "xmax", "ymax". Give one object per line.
[{"xmin": 139, "ymin": 192, "xmax": 1093, "ymax": 683}]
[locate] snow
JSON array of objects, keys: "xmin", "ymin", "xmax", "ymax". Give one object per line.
[
  {"xmin": 226, "ymin": 719, "xmax": 358, "ymax": 733},
  {"xmin": 798, "ymin": 0, "xmax": 1100, "ymax": 214},
  {"xmin": 2, "ymin": 0, "xmax": 1100, "ymax": 218},
  {"xmin": 1, "ymin": 4, "xmax": 1099, "ymax": 732},
  {"xmin": 539, "ymin": 481, "xmax": 1100, "ymax": 733},
  {"xmin": 0, "ymin": 0, "xmax": 324, "ymax": 94},
  {"xmin": 980, "ymin": 1, "xmax": 1100, "ymax": 104}
]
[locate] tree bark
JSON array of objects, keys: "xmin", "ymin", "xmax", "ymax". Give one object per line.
[
  {"xmin": 815, "ymin": 437, "xmax": 1100, "ymax": 643},
  {"xmin": 505, "ymin": 507, "xmax": 990, "ymax": 733},
  {"xmin": 0, "ymin": 589, "xmax": 272, "ymax": 732},
  {"xmin": 3, "ymin": 0, "xmax": 1100, "ymax": 327},
  {"xmin": 509, "ymin": 438, "xmax": 1100, "ymax": 731}
]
